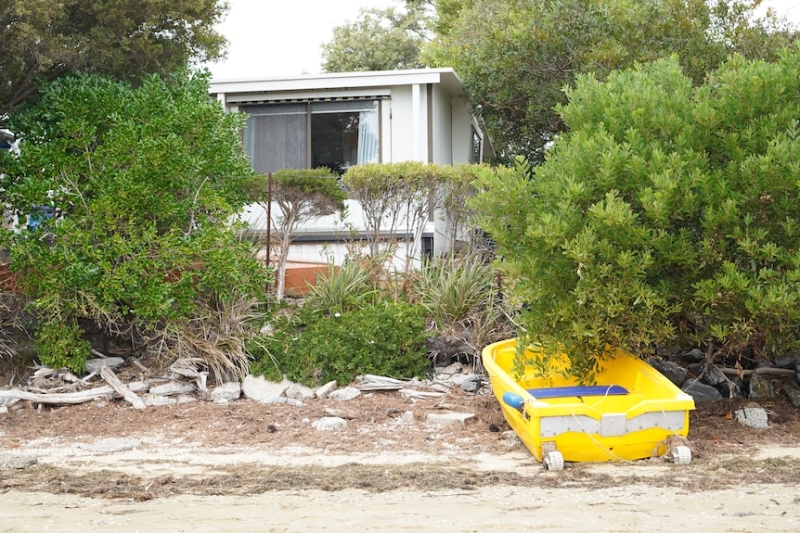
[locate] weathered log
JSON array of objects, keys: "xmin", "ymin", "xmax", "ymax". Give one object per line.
[
  {"xmin": 100, "ymin": 367, "xmax": 146, "ymax": 410},
  {"xmin": 720, "ymin": 367, "xmax": 796, "ymax": 378},
  {"xmin": 0, "ymin": 382, "xmax": 148, "ymax": 405}
]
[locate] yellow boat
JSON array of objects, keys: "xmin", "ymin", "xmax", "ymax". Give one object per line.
[{"xmin": 482, "ymin": 339, "xmax": 695, "ymax": 470}]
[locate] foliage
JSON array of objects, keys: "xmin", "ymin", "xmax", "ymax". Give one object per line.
[
  {"xmin": 424, "ymin": 0, "xmax": 796, "ymax": 164},
  {"xmin": 246, "ymin": 168, "xmax": 347, "ymax": 299},
  {"xmin": 321, "ymin": 2, "xmax": 431, "ymax": 72},
  {"xmin": 305, "ymin": 260, "xmax": 380, "ymax": 315},
  {"xmin": 0, "ymin": 0, "xmax": 228, "ymax": 127},
  {"xmin": 250, "ymin": 300, "xmax": 430, "ymax": 386},
  {"xmin": 470, "ymin": 51, "xmax": 800, "ymax": 378},
  {"xmin": 0, "ymin": 70, "xmax": 270, "ymax": 376}
]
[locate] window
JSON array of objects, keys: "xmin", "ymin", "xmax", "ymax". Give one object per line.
[
  {"xmin": 470, "ymin": 128, "xmax": 482, "ymax": 164},
  {"xmin": 242, "ymin": 100, "xmax": 379, "ymax": 174}
]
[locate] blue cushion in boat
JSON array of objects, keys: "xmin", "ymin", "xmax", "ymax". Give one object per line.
[{"xmin": 526, "ymin": 385, "xmax": 628, "ymax": 399}]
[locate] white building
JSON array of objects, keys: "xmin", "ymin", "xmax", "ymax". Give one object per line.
[{"xmin": 210, "ymin": 68, "xmax": 493, "ymax": 267}]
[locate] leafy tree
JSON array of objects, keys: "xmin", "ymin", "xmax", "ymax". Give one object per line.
[
  {"xmin": 471, "ymin": 50, "xmax": 800, "ymax": 378},
  {"xmin": 0, "ymin": 70, "xmax": 270, "ymax": 377},
  {"xmin": 0, "ymin": 0, "xmax": 228, "ymax": 127},
  {"xmin": 425, "ymin": 0, "xmax": 796, "ymax": 163},
  {"xmin": 321, "ymin": 2, "xmax": 431, "ymax": 72},
  {"xmin": 246, "ymin": 168, "xmax": 347, "ymax": 300}
]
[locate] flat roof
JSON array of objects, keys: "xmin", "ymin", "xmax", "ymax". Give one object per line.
[{"xmin": 209, "ymin": 68, "xmax": 466, "ymax": 98}]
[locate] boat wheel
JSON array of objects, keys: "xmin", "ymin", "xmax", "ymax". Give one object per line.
[
  {"xmin": 543, "ymin": 450, "xmax": 564, "ymax": 472},
  {"xmin": 671, "ymin": 445, "xmax": 692, "ymax": 465}
]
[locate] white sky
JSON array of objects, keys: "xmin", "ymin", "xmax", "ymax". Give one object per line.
[{"xmin": 205, "ymin": 0, "xmax": 800, "ymax": 81}]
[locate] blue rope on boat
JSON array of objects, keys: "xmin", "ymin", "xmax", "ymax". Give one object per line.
[{"xmin": 526, "ymin": 385, "xmax": 628, "ymax": 399}]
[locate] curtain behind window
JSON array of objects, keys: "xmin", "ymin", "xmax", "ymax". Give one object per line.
[
  {"xmin": 357, "ymin": 108, "xmax": 379, "ymax": 165},
  {"xmin": 243, "ymin": 104, "xmax": 306, "ymax": 174}
]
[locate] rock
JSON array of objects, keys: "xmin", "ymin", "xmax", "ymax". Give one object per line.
[
  {"xmin": 241, "ymin": 375, "xmax": 290, "ymax": 403},
  {"xmin": 402, "ymin": 411, "xmax": 415, "ymax": 423},
  {"xmin": 681, "ymin": 379, "xmax": 723, "ymax": 401},
  {"xmin": 149, "ymin": 381, "xmax": 195, "ymax": 396},
  {"xmin": 748, "ymin": 373, "xmax": 776, "ymax": 400},
  {"xmin": 682, "ymin": 348, "xmax": 705, "ymax": 363},
  {"xmin": 312, "ymin": 417, "xmax": 347, "ymax": 430},
  {"xmin": 328, "ymin": 386, "xmax": 361, "ymax": 402},
  {"xmin": 0, "ymin": 406, "xmax": 7, "ymax": 414},
  {"xmin": 453, "ymin": 374, "xmax": 483, "ymax": 393},
  {"xmin": 435, "ymin": 362, "xmax": 465, "ymax": 379},
  {"xmin": 176, "ymin": 394, "xmax": 196, "ymax": 404},
  {"xmin": 261, "ymin": 397, "xmax": 305, "ymax": 406},
  {"xmin": 782, "ymin": 382, "xmax": 800, "ymax": 408},
  {"xmin": 735, "ymin": 407, "xmax": 769, "ymax": 429},
  {"xmin": 699, "ymin": 364, "xmax": 727, "ymax": 388},
  {"xmin": 648, "ymin": 358, "xmax": 687, "ymax": 388},
  {"xmin": 315, "ymin": 380, "xmax": 337, "ymax": 398},
  {"xmin": 425, "ymin": 411, "xmax": 475, "ymax": 427},
  {"xmin": 324, "ymin": 407, "xmax": 358, "ymax": 419},
  {"xmin": 85, "ymin": 357, "xmax": 125, "ymax": 374},
  {"xmin": 210, "ymin": 382, "xmax": 242, "ymax": 403},
  {"xmin": 716, "ymin": 376, "xmax": 744, "ymax": 399},
  {"xmin": 286, "ymin": 383, "xmax": 315, "ymax": 401},
  {"xmin": 773, "ymin": 355, "xmax": 797, "ymax": 369}
]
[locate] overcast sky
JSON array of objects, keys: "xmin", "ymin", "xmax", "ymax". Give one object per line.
[{"xmin": 205, "ymin": 0, "xmax": 800, "ymax": 81}]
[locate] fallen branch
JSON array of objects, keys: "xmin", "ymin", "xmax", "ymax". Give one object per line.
[
  {"xmin": 100, "ymin": 366, "xmax": 146, "ymax": 410},
  {"xmin": 0, "ymin": 382, "xmax": 148, "ymax": 405},
  {"xmin": 720, "ymin": 367, "xmax": 796, "ymax": 378}
]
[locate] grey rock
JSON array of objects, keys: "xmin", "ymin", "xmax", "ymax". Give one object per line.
[
  {"xmin": 782, "ymin": 381, "xmax": 800, "ymax": 408},
  {"xmin": 435, "ymin": 362, "xmax": 465, "ymax": 379},
  {"xmin": 402, "ymin": 411, "xmax": 415, "ymax": 423},
  {"xmin": 425, "ymin": 411, "xmax": 476, "ymax": 427},
  {"xmin": 682, "ymin": 348, "xmax": 706, "ymax": 363},
  {"xmin": 328, "ymin": 386, "xmax": 361, "ymax": 402},
  {"xmin": 210, "ymin": 382, "xmax": 242, "ymax": 403},
  {"xmin": 241, "ymin": 375, "xmax": 290, "ymax": 403},
  {"xmin": 260, "ymin": 397, "xmax": 305, "ymax": 406},
  {"xmin": 85, "ymin": 357, "xmax": 125, "ymax": 374},
  {"xmin": 748, "ymin": 373, "xmax": 776, "ymax": 400},
  {"xmin": 312, "ymin": 416, "xmax": 347, "ymax": 430},
  {"xmin": 774, "ymin": 355, "xmax": 797, "ymax": 369},
  {"xmin": 0, "ymin": 406, "xmax": 6, "ymax": 415},
  {"xmin": 149, "ymin": 381, "xmax": 195, "ymax": 396},
  {"xmin": 452, "ymin": 374, "xmax": 483, "ymax": 393},
  {"xmin": 648, "ymin": 358, "xmax": 687, "ymax": 388},
  {"xmin": 699, "ymin": 364, "xmax": 728, "ymax": 388},
  {"xmin": 176, "ymin": 394, "xmax": 196, "ymax": 404},
  {"xmin": 315, "ymin": 380, "xmax": 337, "ymax": 398},
  {"xmin": 681, "ymin": 379, "xmax": 723, "ymax": 401},
  {"xmin": 735, "ymin": 407, "xmax": 769, "ymax": 429},
  {"xmin": 286, "ymin": 383, "xmax": 315, "ymax": 401}
]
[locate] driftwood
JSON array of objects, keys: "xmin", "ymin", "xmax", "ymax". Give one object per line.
[
  {"xmin": 721, "ymin": 367, "xmax": 796, "ymax": 378},
  {"xmin": 354, "ymin": 374, "xmax": 411, "ymax": 391},
  {"xmin": 0, "ymin": 381, "xmax": 148, "ymax": 405},
  {"xmin": 100, "ymin": 366, "xmax": 146, "ymax": 410}
]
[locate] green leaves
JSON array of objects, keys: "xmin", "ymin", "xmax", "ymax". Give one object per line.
[
  {"xmin": 1, "ymin": 70, "xmax": 270, "ymax": 373},
  {"xmin": 471, "ymin": 50, "xmax": 800, "ymax": 374}
]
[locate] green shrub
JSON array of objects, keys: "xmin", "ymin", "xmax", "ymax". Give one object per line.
[
  {"xmin": 250, "ymin": 300, "xmax": 430, "ymax": 386},
  {"xmin": 0, "ymin": 71, "xmax": 270, "ymax": 376},
  {"xmin": 471, "ymin": 51, "xmax": 800, "ymax": 378}
]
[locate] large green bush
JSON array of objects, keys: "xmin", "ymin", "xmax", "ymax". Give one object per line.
[
  {"xmin": 0, "ymin": 71, "xmax": 270, "ymax": 376},
  {"xmin": 472, "ymin": 50, "xmax": 800, "ymax": 378},
  {"xmin": 250, "ymin": 300, "xmax": 430, "ymax": 386}
]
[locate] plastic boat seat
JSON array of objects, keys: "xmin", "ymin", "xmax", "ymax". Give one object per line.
[{"xmin": 526, "ymin": 385, "xmax": 628, "ymax": 399}]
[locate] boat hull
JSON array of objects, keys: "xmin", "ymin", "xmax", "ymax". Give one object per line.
[{"xmin": 482, "ymin": 339, "xmax": 695, "ymax": 463}]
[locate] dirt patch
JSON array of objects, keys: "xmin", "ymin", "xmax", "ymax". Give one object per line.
[{"xmin": 2, "ymin": 383, "xmax": 800, "ymax": 499}]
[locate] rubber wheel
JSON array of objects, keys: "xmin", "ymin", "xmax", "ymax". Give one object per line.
[
  {"xmin": 671, "ymin": 445, "xmax": 692, "ymax": 465},
  {"xmin": 543, "ymin": 451, "xmax": 564, "ymax": 471}
]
